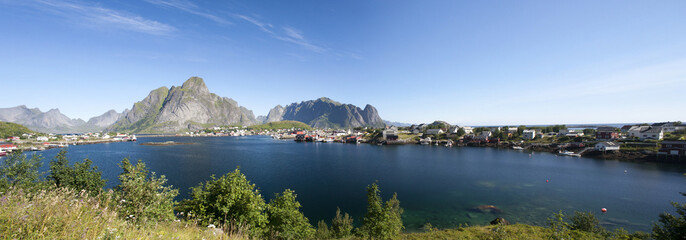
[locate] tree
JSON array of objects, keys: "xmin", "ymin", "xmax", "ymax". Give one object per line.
[
  {"xmin": 456, "ymin": 127, "xmax": 466, "ymax": 137},
  {"xmin": 331, "ymin": 207, "xmax": 354, "ymax": 238},
  {"xmin": 570, "ymin": 211, "xmax": 604, "ymax": 234},
  {"xmin": 653, "ymin": 193, "xmax": 686, "ymax": 240},
  {"xmin": 359, "ymin": 182, "xmax": 404, "ymax": 240},
  {"xmin": 548, "ymin": 211, "xmax": 571, "ymax": 240},
  {"xmin": 49, "ymin": 149, "xmax": 106, "ymax": 194},
  {"xmin": 181, "ymin": 168, "xmax": 268, "ymax": 236},
  {"xmin": 266, "ymin": 189, "xmax": 315, "ymax": 239},
  {"xmin": 315, "ymin": 220, "xmax": 330, "ymax": 239},
  {"xmin": 0, "ymin": 153, "xmax": 43, "ymax": 192},
  {"xmin": 115, "ymin": 158, "xmax": 178, "ymax": 224}
]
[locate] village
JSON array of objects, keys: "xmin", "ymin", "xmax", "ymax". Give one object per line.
[
  {"xmin": 181, "ymin": 121, "xmax": 686, "ymax": 162},
  {"xmin": 0, "ymin": 132, "xmax": 137, "ymax": 156},
  {"xmin": 1, "ymin": 121, "xmax": 684, "ymax": 163}
]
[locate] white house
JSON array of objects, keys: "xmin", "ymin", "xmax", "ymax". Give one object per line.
[
  {"xmin": 463, "ymin": 127, "xmax": 474, "ymax": 134},
  {"xmin": 36, "ymin": 136, "xmax": 49, "ymax": 142},
  {"xmin": 628, "ymin": 126, "xmax": 650, "ymax": 137},
  {"xmin": 507, "ymin": 127, "xmax": 518, "ymax": 134},
  {"xmin": 426, "ymin": 129, "xmax": 444, "ymax": 135},
  {"xmin": 382, "ymin": 126, "xmax": 399, "ymax": 140},
  {"xmin": 640, "ymin": 127, "xmax": 664, "ymax": 140},
  {"xmin": 595, "ymin": 142, "xmax": 620, "ymax": 151},
  {"xmin": 522, "ymin": 130, "xmax": 537, "ymax": 140}
]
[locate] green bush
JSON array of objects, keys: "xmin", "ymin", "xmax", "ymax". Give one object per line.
[
  {"xmin": 570, "ymin": 211, "xmax": 604, "ymax": 234},
  {"xmin": 266, "ymin": 189, "xmax": 315, "ymax": 239},
  {"xmin": 48, "ymin": 149, "xmax": 106, "ymax": 194},
  {"xmin": 0, "ymin": 153, "xmax": 44, "ymax": 192},
  {"xmin": 115, "ymin": 158, "xmax": 178, "ymax": 224},
  {"xmin": 547, "ymin": 211, "xmax": 571, "ymax": 240},
  {"xmin": 358, "ymin": 182, "xmax": 404, "ymax": 240},
  {"xmin": 331, "ymin": 207, "xmax": 354, "ymax": 238},
  {"xmin": 316, "ymin": 220, "xmax": 330, "ymax": 239},
  {"xmin": 653, "ymin": 193, "xmax": 686, "ymax": 240},
  {"xmin": 180, "ymin": 168, "xmax": 268, "ymax": 236}
]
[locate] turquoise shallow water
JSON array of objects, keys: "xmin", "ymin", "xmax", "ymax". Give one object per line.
[{"xmin": 27, "ymin": 136, "xmax": 686, "ymax": 232}]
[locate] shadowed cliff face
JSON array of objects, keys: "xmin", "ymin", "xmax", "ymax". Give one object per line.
[
  {"xmin": 265, "ymin": 97, "xmax": 385, "ymax": 129},
  {"xmin": 109, "ymin": 77, "xmax": 257, "ymax": 133}
]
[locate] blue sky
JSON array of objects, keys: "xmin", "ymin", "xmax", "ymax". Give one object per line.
[{"xmin": 1, "ymin": 0, "xmax": 685, "ymax": 125}]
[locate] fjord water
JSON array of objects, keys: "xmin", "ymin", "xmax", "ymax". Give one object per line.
[{"xmin": 33, "ymin": 136, "xmax": 685, "ymax": 232}]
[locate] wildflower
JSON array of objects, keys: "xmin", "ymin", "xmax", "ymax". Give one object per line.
[{"xmin": 207, "ymin": 224, "xmax": 216, "ymax": 228}]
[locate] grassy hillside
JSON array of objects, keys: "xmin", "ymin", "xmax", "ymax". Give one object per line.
[
  {"xmin": 0, "ymin": 188, "xmax": 245, "ymax": 239},
  {"xmin": 0, "ymin": 121, "xmax": 34, "ymax": 138},
  {"xmin": 248, "ymin": 120, "xmax": 312, "ymax": 130},
  {"xmin": 2, "ymin": 190, "xmax": 646, "ymax": 240}
]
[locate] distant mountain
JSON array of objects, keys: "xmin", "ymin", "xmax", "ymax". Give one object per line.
[
  {"xmin": 265, "ymin": 97, "xmax": 385, "ymax": 129},
  {"xmin": 108, "ymin": 77, "xmax": 257, "ymax": 133},
  {"xmin": 256, "ymin": 115, "xmax": 267, "ymax": 124},
  {"xmin": 0, "ymin": 105, "xmax": 87, "ymax": 133},
  {"xmin": 87, "ymin": 109, "xmax": 126, "ymax": 128},
  {"xmin": 0, "ymin": 105, "xmax": 127, "ymax": 133},
  {"xmin": 383, "ymin": 120, "xmax": 413, "ymax": 127}
]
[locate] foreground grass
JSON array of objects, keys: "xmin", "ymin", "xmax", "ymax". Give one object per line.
[
  {"xmin": 1, "ymin": 188, "xmax": 650, "ymax": 240},
  {"xmin": 0, "ymin": 188, "xmax": 246, "ymax": 240}
]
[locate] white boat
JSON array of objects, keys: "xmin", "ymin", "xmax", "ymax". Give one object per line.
[
  {"xmin": 512, "ymin": 146, "xmax": 524, "ymax": 150},
  {"xmin": 558, "ymin": 150, "xmax": 580, "ymax": 157}
]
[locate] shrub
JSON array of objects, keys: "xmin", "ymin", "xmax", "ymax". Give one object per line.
[
  {"xmin": 358, "ymin": 182, "xmax": 404, "ymax": 240},
  {"xmin": 315, "ymin": 220, "xmax": 330, "ymax": 239},
  {"xmin": 181, "ymin": 168, "xmax": 268, "ymax": 237},
  {"xmin": 547, "ymin": 211, "xmax": 571, "ymax": 240},
  {"xmin": 570, "ymin": 211, "xmax": 605, "ymax": 234},
  {"xmin": 0, "ymin": 153, "xmax": 44, "ymax": 192},
  {"xmin": 115, "ymin": 158, "xmax": 178, "ymax": 224},
  {"xmin": 653, "ymin": 193, "xmax": 686, "ymax": 240},
  {"xmin": 331, "ymin": 207, "xmax": 354, "ymax": 238},
  {"xmin": 48, "ymin": 149, "xmax": 106, "ymax": 194},
  {"xmin": 266, "ymin": 189, "xmax": 315, "ymax": 239}
]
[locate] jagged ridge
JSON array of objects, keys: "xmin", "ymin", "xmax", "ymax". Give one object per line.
[{"xmin": 265, "ymin": 97, "xmax": 385, "ymax": 129}]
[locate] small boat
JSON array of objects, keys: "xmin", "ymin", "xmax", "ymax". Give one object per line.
[
  {"xmin": 558, "ymin": 150, "xmax": 580, "ymax": 157},
  {"xmin": 0, "ymin": 150, "xmax": 6, "ymax": 157},
  {"xmin": 512, "ymin": 146, "xmax": 524, "ymax": 150}
]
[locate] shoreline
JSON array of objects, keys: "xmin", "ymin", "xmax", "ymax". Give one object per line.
[{"xmin": 9, "ymin": 134, "xmax": 683, "ymax": 165}]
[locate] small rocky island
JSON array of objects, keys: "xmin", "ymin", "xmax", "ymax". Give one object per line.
[{"xmin": 140, "ymin": 141, "xmax": 194, "ymax": 146}]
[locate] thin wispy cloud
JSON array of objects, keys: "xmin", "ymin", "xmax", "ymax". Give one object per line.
[
  {"xmin": 234, "ymin": 15, "xmax": 327, "ymax": 53},
  {"xmin": 32, "ymin": 0, "xmax": 174, "ymax": 35},
  {"xmin": 143, "ymin": 0, "xmax": 231, "ymax": 25},
  {"xmin": 234, "ymin": 14, "xmax": 274, "ymax": 34}
]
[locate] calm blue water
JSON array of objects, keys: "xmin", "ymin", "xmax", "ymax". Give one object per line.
[{"xmin": 26, "ymin": 136, "xmax": 686, "ymax": 232}]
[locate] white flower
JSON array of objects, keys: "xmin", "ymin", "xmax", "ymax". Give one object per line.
[{"xmin": 207, "ymin": 224, "xmax": 216, "ymax": 228}]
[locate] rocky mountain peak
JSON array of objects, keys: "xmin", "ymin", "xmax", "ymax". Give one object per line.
[{"xmin": 181, "ymin": 76, "xmax": 209, "ymax": 94}]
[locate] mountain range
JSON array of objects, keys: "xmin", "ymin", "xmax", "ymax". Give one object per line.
[
  {"xmin": 0, "ymin": 77, "xmax": 387, "ymax": 133},
  {"xmin": 264, "ymin": 97, "xmax": 385, "ymax": 129},
  {"xmin": 0, "ymin": 106, "xmax": 125, "ymax": 134}
]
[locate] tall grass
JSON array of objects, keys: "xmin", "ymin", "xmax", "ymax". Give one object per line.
[{"xmin": 0, "ymin": 187, "xmax": 248, "ymax": 239}]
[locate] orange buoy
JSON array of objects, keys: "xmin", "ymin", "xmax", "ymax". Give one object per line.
[
  {"xmin": 546, "ymin": 179, "xmax": 549, "ymax": 183},
  {"xmin": 601, "ymin": 208, "xmax": 607, "ymax": 213}
]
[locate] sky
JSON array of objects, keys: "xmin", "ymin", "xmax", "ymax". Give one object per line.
[{"xmin": 1, "ymin": 0, "xmax": 686, "ymax": 126}]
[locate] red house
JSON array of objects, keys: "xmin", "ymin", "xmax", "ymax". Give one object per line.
[
  {"xmin": 659, "ymin": 140, "xmax": 686, "ymax": 157},
  {"xmin": 596, "ymin": 127, "xmax": 619, "ymax": 140}
]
